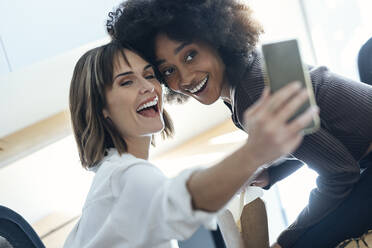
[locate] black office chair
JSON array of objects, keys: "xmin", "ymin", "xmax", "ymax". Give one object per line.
[
  {"xmin": 0, "ymin": 206, "xmax": 45, "ymax": 248},
  {"xmin": 358, "ymin": 37, "xmax": 372, "ymax": 85},
  {"xmin": 178, "ymin": 225, "xmax": 226, "ymax": 248}
]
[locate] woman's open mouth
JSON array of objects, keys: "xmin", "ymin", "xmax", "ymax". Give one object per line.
[
  {"xmin": 188, "ymin": 75, "xmax": 208, "ymax": 95},
  {"xmin": 136, "ymin": 96, "xmax": 159, "ymax": 118}
]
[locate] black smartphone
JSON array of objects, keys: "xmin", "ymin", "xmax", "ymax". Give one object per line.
[{"xmin": 261, "ymin": 39, "xmax": 320, "ymax": 134}]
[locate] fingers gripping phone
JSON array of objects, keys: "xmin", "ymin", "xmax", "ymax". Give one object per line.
[{"xmin": 261, "ymin": 39, "xmax": 320, "ymax": 134}]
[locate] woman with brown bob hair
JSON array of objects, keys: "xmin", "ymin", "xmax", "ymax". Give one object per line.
[
  {"xmin": 109, "ymin": 0, "xmax": 372, "ymax": 247},
  {"xmin": 64, "ymin": 38, "xmax": 317, "ymax": 247},
  {"xmin": 68, "ymin": 41, "xmax": 173, "ymax": 168}
]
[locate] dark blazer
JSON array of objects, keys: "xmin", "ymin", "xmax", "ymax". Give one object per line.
[{"xmin": 224, "ymin": 50, "xmax": 372, "ymax": 247}]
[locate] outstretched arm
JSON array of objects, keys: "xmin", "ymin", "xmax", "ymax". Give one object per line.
[
  {"xmin": 188, "ymin": 83, "xmax": 318, "ymax": 212},
  {"xmin": 112, "ymin": 82, "xmax": 318, "ymax": 246}
]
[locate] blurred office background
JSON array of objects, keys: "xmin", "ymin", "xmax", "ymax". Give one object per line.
[{"xmin": 1, "ymin": 0, "xmax": 371, "ymax": 246}]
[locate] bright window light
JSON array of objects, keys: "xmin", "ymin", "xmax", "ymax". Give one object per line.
[{"xmin": 209, "ymin": 130, "xmax": 248, "ymax": 145}]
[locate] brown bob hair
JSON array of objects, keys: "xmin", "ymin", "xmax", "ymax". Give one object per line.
[{"xmin": 69, "ymin": 41, "xmax": 174, "ymax": 169}]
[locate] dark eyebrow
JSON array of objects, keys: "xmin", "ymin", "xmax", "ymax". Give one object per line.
[
  {"xmin": 175, "ymin": 41, "xmax": 191, "ymax": 55},
  {"xmin": 113, "ymin": 71, "xmax": 133, "ymax": 80},
  {"xmin": 155, "ymin": 59, "xmax": 165, "ymax": 66},
  {"xmin": 155, "ymin": 42, "xmax": 191, "ymax": 66},
  {"xmin": 143, "ymin": 64, "xmax": 153, "ymax": 71},
  {"xmin": 114, "ymin": 65, "xmax": 153, "ymax": 80}
]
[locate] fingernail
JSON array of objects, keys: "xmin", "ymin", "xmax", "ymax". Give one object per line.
[{"xmin": 311, "ymin": 106, "xmax": 319, "ymax": 113}]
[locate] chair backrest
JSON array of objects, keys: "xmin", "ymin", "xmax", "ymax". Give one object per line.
[
  {"xmin": 178, "ymin": 225, "xmax": 226, "ymax": 248},
  {"xmin": 0, "ymin": 206, "xmax": 45, "ymax": 248},
  {"xmin": 358, "ymin": 37, "xmax": 372, "ymax": 85}
]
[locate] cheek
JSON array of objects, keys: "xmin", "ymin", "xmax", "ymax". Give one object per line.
[
  {"xmin": 212, "ymin": 57, "xmax": 224, "ymax": 75},
  {"xmin": 155, "ymin": 82, "xmax": 163, "ymax": 94},
  {"xmin": 200, "ymin": 56, "xmax": 221, "ymax": 78},
  {"xmin": 162, "ymin": 74, "xmax": 180, "ymax": 92},
  {"xmin": 108, "ymin": 99, "xmax": 133, "ymax": 128},
  {"xmin": 155, "ymin": 87, "xmax": 166, "ymax": 123},
  {"xmin": 166, "ymin": 80, "xmax": 178, "ymax": 91},
  {"xmin": 111, "ymin": 108, "xmax": 132, "ymax": 132},
  {"xmin": 203, "ymin": 51, "xmax": 224, "ymax": 75}
]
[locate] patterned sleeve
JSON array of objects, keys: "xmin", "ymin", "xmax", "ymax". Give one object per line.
[
  {"xmin": 278, "ymin": 127, "xmax": 361, "ymax": 247},
  {"xmin": 277, "ymin": 66, "xmax": 372, "ymax": 247},
  {"xmin": 263, "ymin": 159, "xmax": 304, "ymax": 190},
  {"xmin": 311, "ymin": 66, "xmax": 372, "ymax": 159}
]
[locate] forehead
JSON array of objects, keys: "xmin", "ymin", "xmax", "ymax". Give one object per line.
[
  {"xmin": 154, "ymin": 33, "xmax": 213, "ymax": 60},
  {"xmin": 113, "ymin": 49, "xmax": 149, "ymax": 73},
  {"xmin": 155, "ymin": 34, "xmax": 183, "ymax": 55},
  {"xmin": 155, "ymin": 33, "xmax": 181, "ymax": 46}
]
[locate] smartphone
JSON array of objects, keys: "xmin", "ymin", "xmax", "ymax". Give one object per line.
[{"xmin": 261, "ymin": 39, "xmax": 320, "ymax": 134}]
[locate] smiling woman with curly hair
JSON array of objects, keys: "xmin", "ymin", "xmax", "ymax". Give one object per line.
[{"xmin": 107, "ymin": 1, "xmax": 372, "ymax": 248}]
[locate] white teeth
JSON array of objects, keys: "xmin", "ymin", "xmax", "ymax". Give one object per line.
[
  {"xmin": 189, "ymin": 76, "xmax": 208, "ymax": 94},
  {"xmin": 137, "ymin": 96, "xmax": 158, "ymax": 112}
]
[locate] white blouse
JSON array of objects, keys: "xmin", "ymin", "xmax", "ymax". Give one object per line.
[{"xmin": 63, "ymin": 149, "xmax": 218, "ymax": 248}]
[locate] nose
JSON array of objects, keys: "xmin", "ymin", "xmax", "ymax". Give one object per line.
[
  {"xmin": 178, "ymin": 67, "xmax": 195, "ymax": 90},
  {"xmin": 139, "ymin": 78, "xmax": 155, "ymax": 94}
]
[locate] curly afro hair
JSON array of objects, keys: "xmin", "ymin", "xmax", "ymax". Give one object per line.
[{"xmin": 107, "ymin": 0, "xmax": 264, "ymax": 103}]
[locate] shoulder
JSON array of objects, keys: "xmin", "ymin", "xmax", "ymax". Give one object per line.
[
  {"xmin": 308, "ymin": 65, "xmax": 372, "ymax": 97},
  {"xmin": 238, "ymin": 50, "xmax": 265, "ymax": 100},
  {"xmin": 90, "ymin": 149, "xmax": 164, "ymax": 198},
  {"xmin": 95, "ymin": 149, "xmax": 150, "ymax": 175}
]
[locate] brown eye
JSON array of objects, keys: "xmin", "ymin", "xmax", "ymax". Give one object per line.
[
  {"xmin": 145, "ymin": 74, "xmax": 156, "ymax": 80},
  {"xmin": 120, "ymin": 80, "xmax": 133, "ymax": 87},
  {"xmin": 163, "ymin": 67, "xmax": 176, "ymax": 77},
  {"xmin": 184, "ymin": 50, "xmax": 197, "ymax": 63}
]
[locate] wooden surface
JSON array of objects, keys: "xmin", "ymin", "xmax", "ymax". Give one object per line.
[
  {"xmin": 32, "ymin": 213, "xmax": 79, "ymax": 248},
  {"xmin": 154, "ymin": 119, "xmax": 243, "ymax": 160},
  {"xmin": 0, "ymin": 110, "xmax": 71, "ymax": 169}
]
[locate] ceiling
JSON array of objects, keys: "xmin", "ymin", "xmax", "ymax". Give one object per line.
[
  {"xmin": 2, "ymin": 0, "xmax": 370, "ymax": 157},
  {"xmin": 0, "ymin": 0, "xmax": 124, "ymax": 137},
  {"xmin": 0, "ymin": 0, "xmax": 122, "ymax": 73},
  {"xmin": 0, "ymin": 0, "xmax": 234, "ymax": 148}
]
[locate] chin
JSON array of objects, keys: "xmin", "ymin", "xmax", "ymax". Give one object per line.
[{"xmin": 148, "ymin": 122, "xmax": 165, "ymax": 134}]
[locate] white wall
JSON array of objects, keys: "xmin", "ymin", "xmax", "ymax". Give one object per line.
[
  {"xmin": 0, "ymin": 39, "xmax": 108, "ymax": 137},
  {"xmin": 249, "ymin": 0, "xmax": 316, "ymax": 64},
  {"xmin": 303, "ymin": 0, "xmax": 372, "ymax": 80},
  {"xmin": 0, "ymin": 0, "xmax": 121, "ymax": 72}
]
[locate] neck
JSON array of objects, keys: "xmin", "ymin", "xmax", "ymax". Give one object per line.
[
  {"xmin": 220, "ymin": 79, "xmax": 232, "ymax": 104},
  {"xmin": 125, "ymin": 136, "xmax": 152, "ymax": 160}
]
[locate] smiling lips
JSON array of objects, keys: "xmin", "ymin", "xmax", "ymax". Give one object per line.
[
  {"xmin": 136, "ymin": 96, "xmax": 159, "ymax": 118},
  {"xmin": 187, "ymin": 75, "xmax": 209, "ymax": 95}
]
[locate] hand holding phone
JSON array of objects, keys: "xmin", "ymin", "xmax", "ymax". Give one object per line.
[{"xmin": 261, "ymin": 39, "xmax": 320, "ymax": 134}]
